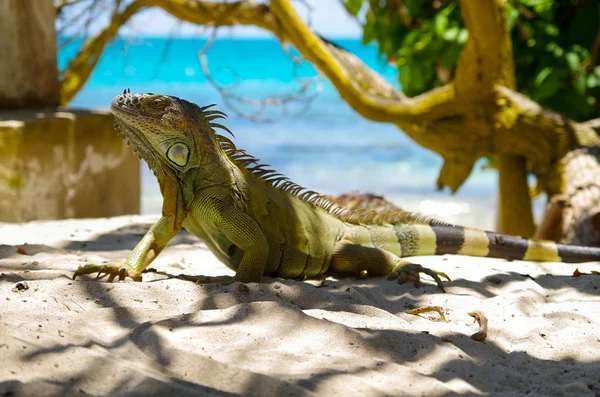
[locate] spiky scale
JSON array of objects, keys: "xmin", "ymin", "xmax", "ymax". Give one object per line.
[
  {"xmin": 210, "ymin": 123, "xmax": 235, "ymax": 138},
  {"xmin": 205, "ymin": 109, "xmax": 227, "ymax": 117},
  {"xmin": 199, "ymin": 104, "xmax": 217, "ymax": 111}
]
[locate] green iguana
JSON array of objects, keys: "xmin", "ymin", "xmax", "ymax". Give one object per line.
[{"xmin": 73, "ymin": 91, "xmax": 600, "ymax": 290}]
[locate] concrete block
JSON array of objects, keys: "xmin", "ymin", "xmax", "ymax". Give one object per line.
[{"xmin": 0, "ymin": 108, "xmax": 140, "ymax": 221}]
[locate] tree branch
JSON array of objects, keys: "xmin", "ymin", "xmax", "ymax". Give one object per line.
[
  {"xmin": 269, "ymin": 0, "xmax": 462, "ymax": 123},
  {"xmin": 60, "ymin": 0, "xmax": 280, "ymax": 104},
  {"xmin": 455, "ymin": 0, "xmax": 531, "ymax": 235},
  {"xmin": 582, "ymin": 117, "xmax": 600, "ymax": 134},
  {"xmin": 455, "ymin": 0, "xmax": 514, "ymax": 99},
  {"xmin": 59, "ymin": 0, "xmax": 600, "ymax": 235},
  {"xmin": 60, "ymin": 0, "xmax": 146, "ymax": 104}
]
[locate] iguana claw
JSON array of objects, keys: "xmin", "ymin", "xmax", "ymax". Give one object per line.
[
  {"xmin": 73, "ymin": 263, "xmax": 142, "ymax": 282},
  {"xmin": 388, "ymin": 261, "xmax": 450, "ymax": 292}
]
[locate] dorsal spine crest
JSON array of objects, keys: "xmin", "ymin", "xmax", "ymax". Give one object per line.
[{"xmin": 207, "ymin": 107, "xmax": 447, "ymax": 227}]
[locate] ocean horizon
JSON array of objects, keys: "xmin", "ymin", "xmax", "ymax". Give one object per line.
[{"xmin": 60, "ymin": 36, "xmax": 544, "ymax": 229}]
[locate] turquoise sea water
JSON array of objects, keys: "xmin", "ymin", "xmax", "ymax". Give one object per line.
[{"xmin": 60, "ymin": 37, "xmax": 515, "ymax": 227}]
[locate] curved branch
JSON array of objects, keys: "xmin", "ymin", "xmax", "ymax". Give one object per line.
[
  {"xmin": 268, "ymin": 0, "xmax": 461, "ymax": 123},
  {"xmin": 60, "ymin": 0, "xmax": 147, "ymax": 104},
  {"xmin": 197, "ymin": 29, "xmax": 323, "ymax": 122},
  {"xmin": 60, "ymin": 0, "xmax": 279, "ymax": 104}
]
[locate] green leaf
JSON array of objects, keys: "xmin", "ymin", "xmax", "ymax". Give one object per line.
[
  {"xmin": 443, "ymin": 26, "xmax": 459, "ymax": 41},
  {"xmin": 343, "ymin": 0, "xmax": 363, "ymax": 16},
  {"xmin": 520, "ymin": 0, "xmax": 554, "ymax": 13},
  {"xmin": 362, "ymin": 21, "xmax": 374, "ymax": 45},
  {"xmin": 573, "ymin": 76, "xmax": 585, "ymax": 96},
  {"xmin": 533, "ymin": 67, "xmax": 552, "ymax": 87},
  {"xmin": 506, "ymin": 5, "xmax": 519, "ymax": 30},
  {"xmin": 434, "ymin": 13, "xmax": 448, "ymax": 37},
  {"xmin": 587, "ymin": 74, "xmax": 599, "ymax": 89},
  {"xmin": 543, "ymin": 23, "xmax": 559, "ymax": 37},
  {"xmin": 533, "ymin": 67, "xmax": 562, "ymax": 101},
  {"xmin": 565, "ymin": 51, "xmax": 580, "ymax": 73}
]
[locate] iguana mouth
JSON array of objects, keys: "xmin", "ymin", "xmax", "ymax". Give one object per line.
[
  {"xmin": 111, "ymin": 97, "xmax": 160, "ymax": 168},
  {"xmin": 113, "ymin": 119, "xmax": 143, "ymax": 160}
]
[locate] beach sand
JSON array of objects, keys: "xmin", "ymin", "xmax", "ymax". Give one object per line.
[{"xmin": 1, "ymin": 215, "xmax": 599, "ymax": 396}]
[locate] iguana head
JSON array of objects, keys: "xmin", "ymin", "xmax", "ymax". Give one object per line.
[{"xmin": 110, "ymin": 90, "xmax": 229, "ymax": 179}]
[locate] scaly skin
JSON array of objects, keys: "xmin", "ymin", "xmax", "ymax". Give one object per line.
[{"xmin": 74, "ymin": 92, "xmax": 600, "ymax": 290}]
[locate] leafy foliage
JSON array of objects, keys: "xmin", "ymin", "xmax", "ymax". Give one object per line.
[{"xmin": 343, "ymin": 0, "xmax": 600, "ymax": 121}]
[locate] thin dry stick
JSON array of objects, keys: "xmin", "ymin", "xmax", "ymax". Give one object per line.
[
  {"xmin": 468, "ymin": 311, "xmax": 488, "ymax": 341},
  {"xmin": 406, "ymin": 306, "xmax": 449, "ymax": 322},
  {"xmin": 197, "ymin": 28, "xmax": 323, "ymax": 122}
]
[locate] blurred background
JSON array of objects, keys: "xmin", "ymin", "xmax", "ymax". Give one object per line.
[
  {"xmin": 3, "ymin": 0, "xmax": 599, "ymax": 242},
  {"xmin": 58, "ymin": 1, "xmax": 509, "ymax": 228}
]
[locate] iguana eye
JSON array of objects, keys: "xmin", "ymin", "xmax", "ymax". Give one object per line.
[
  {"xmin": 151, "ymin": 98, "xmax": 165, "ymax": 108},
  {"xmin": 166, "ymin": 143, "xmax": 189, "ymax": 166}
]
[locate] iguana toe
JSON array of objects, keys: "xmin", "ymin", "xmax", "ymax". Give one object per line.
[
  {"xmin": 73, "ymin": 263, "xmax": 142, "ymax": 282},
  {"xmin": 388, "ymin": 261, "xmax": 450, "ymax": 292}
]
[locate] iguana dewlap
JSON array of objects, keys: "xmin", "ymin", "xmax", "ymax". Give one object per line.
[{"xmin": 74, "ymin": 92, "xmax": 600, "ymax": 290}]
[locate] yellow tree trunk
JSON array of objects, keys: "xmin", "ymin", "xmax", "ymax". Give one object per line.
[{"xmin": 455, "ymin": 0, "xmax": 534, "ymax": 236}]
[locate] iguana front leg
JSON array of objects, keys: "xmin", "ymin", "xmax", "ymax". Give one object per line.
[
  {"xmin": 191, "ymin": 187, "xmax": 268, "ymax": 283},
  {"xmin": 73, "ymin": 216, "xmax": 182, "ymax": 281}
]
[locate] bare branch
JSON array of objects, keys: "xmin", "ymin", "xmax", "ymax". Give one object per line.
[
  {"xmin": 55, "ymin": 0, "xmax": 87, "ymax": 14},
  {"xmin": 197, "ymin": 29, "xmax": 322, "ymax": 122},
  {"xmin": 60, "ymin": 0, "xmax": 282, "ymax": 104},
  {"xmin": 60, "ymin": 0, "xmax": 149, "ymax": 104}
]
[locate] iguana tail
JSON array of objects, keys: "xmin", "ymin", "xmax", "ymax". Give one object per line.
[{"xmin": 407, "ymin": 224, "xmax": 600, "ymax": 262}]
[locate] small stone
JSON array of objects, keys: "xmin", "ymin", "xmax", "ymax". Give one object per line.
[{"xmin": 12, "ymin": 281, "xmax": 29, "ymax": 292}]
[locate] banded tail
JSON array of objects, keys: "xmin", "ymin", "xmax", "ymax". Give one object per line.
[{"xmin": 411, "ymin": 225, "xmax": 600, "ymax": 262}]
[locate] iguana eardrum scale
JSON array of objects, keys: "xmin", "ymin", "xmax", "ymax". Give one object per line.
[{"xmin": 74, "ymin": 91, "xmax": 600, "ymax": 290}]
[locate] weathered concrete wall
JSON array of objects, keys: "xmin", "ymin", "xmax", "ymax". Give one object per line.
[
  {"xmin": 0, "ymin": 0, "xmax": 59, "ymax": 108},
  {"xmin": 0, "ymin": 109, "xmax": 140, "ymax": 221}
]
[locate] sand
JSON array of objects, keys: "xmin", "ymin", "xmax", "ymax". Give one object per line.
[{"xmin": 1, "ymin": 215, "xmax": 599, "ymax": 396}]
